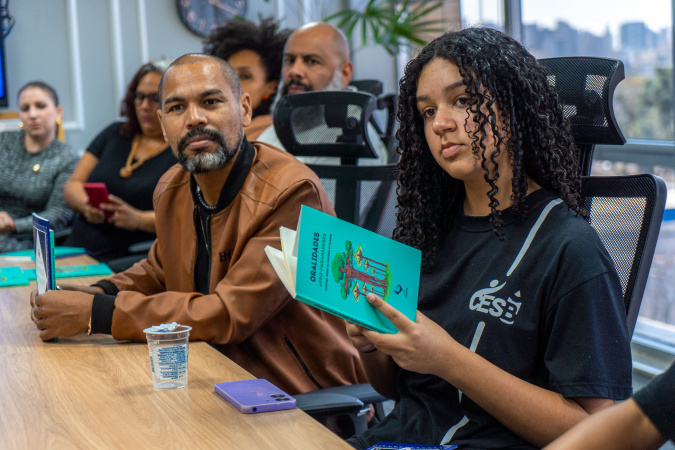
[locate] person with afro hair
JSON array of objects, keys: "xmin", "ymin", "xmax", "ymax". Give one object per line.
[{"xmin": 203, "ymin": 17, "xmax": 291, "ymax": 140}]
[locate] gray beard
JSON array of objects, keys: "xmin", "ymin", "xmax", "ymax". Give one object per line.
[
  {"xmin": 181, "ymin": 148, "xmax": 230, "ymax": 173},
  {"xmin": 179, "ymin": 133, "xmax": 242, "ymax": 174},
  {"xmin": 269, "ymin": 68, "xmax": 346, "ymax": 114}
]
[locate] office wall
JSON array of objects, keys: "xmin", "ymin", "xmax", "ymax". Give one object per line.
[
  {"xmin": 1, "ymin": 0, "xmax": 274, "ymax": 152},
  {"xmin": 1, "ymin": 0, "xmax": 415, "ymax": 152}
]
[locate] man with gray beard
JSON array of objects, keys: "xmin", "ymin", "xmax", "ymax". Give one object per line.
[
  {"xmin": 256, "ymin": 22, "xmax": 388, "ymax": 166},
  {"xmin": 29, "ymin": 54, "xmax": 366, "ymax": 394}
]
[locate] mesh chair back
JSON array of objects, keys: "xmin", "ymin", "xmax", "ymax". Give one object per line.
[
  {"xmin": 307, "ymin": 163, "xmax": 398, "ymax": 236},
  {"xmin": 582, "ymin": 174, "xmax": 666, "ymax": 336},
  {"xmin": 350, "ymin": 79, "xmax": 399, "ymax": 162},
  {"xmin": 539, "ymin": 57, "xmax": 626, "ymax": 175},
  {"xmin": 273, "ymin": 91, "xmax": 378, "ymax": 163},
  {"xmin": 274, "ymin": 90, "xmax": 398, "ymax": 235}
]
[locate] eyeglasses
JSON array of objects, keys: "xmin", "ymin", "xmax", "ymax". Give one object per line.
[{"xmin": 134, "ymin": 91, "xmax": 160, "ymax": 106}]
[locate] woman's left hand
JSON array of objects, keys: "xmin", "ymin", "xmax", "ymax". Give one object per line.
[
  {"xmin": 100, "ymin": 194, "xmax": 142, "ymax": 231},
  {"xmin": 0, "ymin": 211, "xmax": 16, "ymax": 234},
  {"xmin": 361, "ymin": 293, "xmax": 455, "ymax": 377}
]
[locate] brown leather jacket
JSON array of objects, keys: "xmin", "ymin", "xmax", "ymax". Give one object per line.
[{"xmin": 99, "ymin": 140, "xmax": 366, "ymax": 394}]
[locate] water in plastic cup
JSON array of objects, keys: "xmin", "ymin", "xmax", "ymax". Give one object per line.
[{"xmin": 143, "ymin": 324, "xmax": 192, "ymax": 389}]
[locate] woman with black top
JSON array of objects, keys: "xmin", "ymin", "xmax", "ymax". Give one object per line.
[
  {"xmin": 346, "ymin": 28, "xmax": 632, "ymax": 449},
  {"xmin": 63, "ymin": 61, "xmax": 176, "ymax": 266}
]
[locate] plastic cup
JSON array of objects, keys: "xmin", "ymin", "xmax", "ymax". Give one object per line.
[{"xmin": 143, "ymin": 324, "xmax": 192, "ymax": 389}]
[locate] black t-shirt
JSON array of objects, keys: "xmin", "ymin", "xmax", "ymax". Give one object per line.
[
  {"xmin": 349, "ymin": 189, "xmax": 632, "ymax": 449},
  {"xmin": 65, "ymin": 122, "xmax": 177, "ymax": 260},
  {"xmin": 634, "ymin": 361, "xmax": 675, "ymax": 441}
]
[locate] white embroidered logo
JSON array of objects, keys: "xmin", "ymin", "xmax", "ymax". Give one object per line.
[{"xmin": 469, "ymin": 280, "xmax": 522, "ymax": 324}]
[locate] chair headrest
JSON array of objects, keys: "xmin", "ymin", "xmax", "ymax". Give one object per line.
[
  {"xmin": 349, "ymin": 79, "xmax": 384, "ymax": 96},
  {"xmin": 273, "ymin": 90, "xmax": 378, "ymax": 160},
  {"xmin": 539, "ymin": 56, "xmax": 626, "ymax": 146}
]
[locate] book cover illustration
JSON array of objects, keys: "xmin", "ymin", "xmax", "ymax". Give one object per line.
[
  {"xmin": 265, "ymin": 205, "xmax": 421, "ymax": 334},
  {"xmin": 32, "ymin": 213, "xmax": 56, "ymax": 294}
]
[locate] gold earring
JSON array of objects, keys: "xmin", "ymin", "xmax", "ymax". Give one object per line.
[
  {"xmin": 19, "ymin": 122, "xmax": 23, "ymax": 130},
  {"xmin": 56, "ymin": 117, "xmax": 65, "ymax": 142}
]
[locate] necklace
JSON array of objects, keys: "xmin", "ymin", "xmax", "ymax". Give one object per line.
[
  {"xmin": 195, "ymin": 185, "xmax": 217, "ymax": 211},
  {"xmin": 119, "ymin": 135, "xmax": 167, "ymax": 178}
]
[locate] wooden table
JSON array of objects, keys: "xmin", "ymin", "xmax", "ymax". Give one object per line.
[{"xmin": 0, "ymin": 256, "xmax": 351, "ymax": 449}]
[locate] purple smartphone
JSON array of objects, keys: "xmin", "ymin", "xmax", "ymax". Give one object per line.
[{"xmin": 214, "ymin": 379, "xmax": 297, "ymax": 414}]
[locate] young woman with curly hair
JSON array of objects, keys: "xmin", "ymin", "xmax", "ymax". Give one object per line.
[
  {"xmin": 346, "ymin": 28, "xmax": 632, "ymax": 449},
  {"xmin": 203, "ymin": 17, "xmax": 291, "ymax": 140}
]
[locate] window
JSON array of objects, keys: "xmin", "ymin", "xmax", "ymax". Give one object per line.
[
  {"xmin": 521, "ymin": 0, "xmax": 673, "ymax": 141},
  {"xmin": 460, "ymin": 2, "xmax": 675, "ymax": 334}
]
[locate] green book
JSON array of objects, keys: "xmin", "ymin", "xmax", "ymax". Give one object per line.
[{"xmin": 264, "ymin": 205, "xmax": 421, "ymax": 334}]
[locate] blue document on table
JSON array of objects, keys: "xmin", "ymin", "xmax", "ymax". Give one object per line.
[
  {"xmin": 32, "ymin": 213, "xmax": 56, "ymax": 294},
  {"xmin": 366, "ymin": 443, "xmax": 457, "ymax": 449}
]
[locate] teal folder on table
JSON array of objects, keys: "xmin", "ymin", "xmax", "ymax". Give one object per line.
[
  {"xmin": 0, "ymin": 264, "xmax": 112, "ymax": 288},
  {"xmin": 0, "ymin": 246, "xmax": 86, "ymax": 261},
  {"xmin": 0, "ymin": 266, "xmax": 29, "ymax": 287}
]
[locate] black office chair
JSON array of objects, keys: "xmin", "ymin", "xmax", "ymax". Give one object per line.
[
  {"xmin": 105, "ymin": 239, "xmax": 154, "ymax": 273},
  {"xmin": 540, "ymin": 56, "xmax": 667, "ymax": 337},
  {"xmin": 582, "ymin": 175, "xmax": 666, "ymax": 336},
  {"xmin": 273, "ymin": 90, "xmax": 396, "ymax": 433},
  {"xmin": 273, "ymin": 90, "xmax": 398, "ymax": 236},
  {"xmin": 539, "ymin": 57, "xmax": 626, "ymax": 177},
  {"xmin": 349, "ymin": 79, "xmax": 399, "ymax": 161}
]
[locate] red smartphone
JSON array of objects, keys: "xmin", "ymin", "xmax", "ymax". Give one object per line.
[
  {"xmin": 83, "ymin": 182, "xmax": 113, "ymax": 219},
  {"xmin": 214, "ymin": 379, "xmax": 297, "ymax": 414}
]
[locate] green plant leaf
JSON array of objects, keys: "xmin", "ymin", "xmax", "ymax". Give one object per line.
[{"xmin": 325, "ymin": 0, "xmax": 443, "ymax": 55}]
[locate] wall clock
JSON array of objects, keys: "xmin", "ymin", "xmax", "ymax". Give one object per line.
[{"xmin": 176, "ymin": 0, "xmax": 247, "ymax": 38}]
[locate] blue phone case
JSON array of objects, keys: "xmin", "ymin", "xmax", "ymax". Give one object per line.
[{"xmin": 214, "ymin": 379, "xmax": 297, "ymax": 414}]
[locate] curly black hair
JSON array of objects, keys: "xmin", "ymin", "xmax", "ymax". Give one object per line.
[
  {"xmin": 119, "ymin": 60, "xmax": 170, "ymax": 139},
  {"xmin": 394, "ymin": 27, "xmax": 584, "ymax": 271},
  {"xmin": 203, "ymin": 17, "xmax": 291, "ymax": 117}
]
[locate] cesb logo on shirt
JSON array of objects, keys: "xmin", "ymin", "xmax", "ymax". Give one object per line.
[{"xmin": 469, "ymin": 280, "xmax": 522, "ymax": 325}]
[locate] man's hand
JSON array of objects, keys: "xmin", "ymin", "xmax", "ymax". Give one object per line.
[
  {"xmin": 0, "ymin": 211, "xmax": 16, "ymax": 234},
  {"xmin": 30, "ymin": 289, "xmax": 94, "ymax": 340},
  {"xmin": 101, "ymin": 195, "xmax": 142, "ymax": 230},
  {"xmin": 57, "ymin": 283, "xmax": 105, "ymax": 295},
  {"xmin": 360, "ymin": 293, "xmax": 454, "ymax": 377}
]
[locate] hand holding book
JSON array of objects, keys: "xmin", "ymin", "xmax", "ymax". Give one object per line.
[
  {"xmin": 264, "ymin": 205, "xmax": 421, "ymax": 334},
  {"xmin": 352, "ymin": 293, "xmax": 456, "ymax": 377}
]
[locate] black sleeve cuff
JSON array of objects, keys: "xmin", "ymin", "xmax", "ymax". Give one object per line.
[
  {"xmin": 91, "ymin": 293, "xmax": 116, "ymax": 335},
  {"xmin": 92, "ymin": 280, "xmax": 119, "ymax": 296}
]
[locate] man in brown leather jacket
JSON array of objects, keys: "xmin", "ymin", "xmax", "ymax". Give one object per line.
[{"xmin": 30, "ymin": 54, "xmax": 365, "ymax": 394}]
